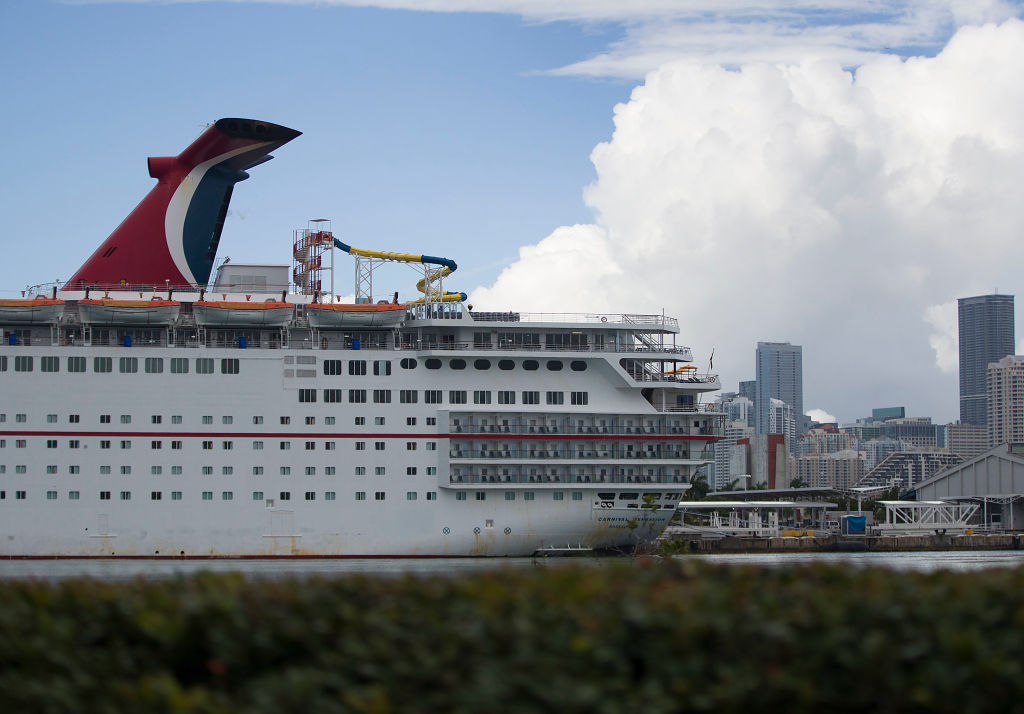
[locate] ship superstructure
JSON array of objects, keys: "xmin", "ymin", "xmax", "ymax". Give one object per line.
[{"xmin": 0, "ymin": 119, "xmax": 722, "ymax": 557}]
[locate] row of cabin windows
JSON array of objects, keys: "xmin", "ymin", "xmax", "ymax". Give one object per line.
[
  {"xmin": 201, "ymin": 439, "xmax": 436, "ymax": 451},
  {"xmin": 323, "ymin": 359, "xmax": 392, "ymax": 376},
  {"xmin": 323, "ymin": 358, "xmax": 588, "ymax": 375},
  {"xmin": 0, "ymin": 414, "xmax": 438, "ymax": 427},
  {"xmin": 300, "ymin": 388, "xmax": 587, "ymax": 406},
  {"xmin": 4, "ymin": 489, "xmax": 579, "ymax": 502},
  {"xmin": 1, "ymin": 463, "xmax": 440, "ymax": 477},
  {"xmin": 6, "ymin": 490, "xmax": 444, "ymax": 502},
  {"xmin": 2, "ymin": 356, "xmax": 240, "ymax": 375}
]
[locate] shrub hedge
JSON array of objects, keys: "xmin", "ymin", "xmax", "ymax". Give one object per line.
[{"xmin": 1, "ymin": 560, "xmax": 1023, "ymax": 713}]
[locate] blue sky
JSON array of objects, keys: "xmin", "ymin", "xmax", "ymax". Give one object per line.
[
  {"xmin": 3, "ymin": 0, "xmax": 1024, "ymax": 424},
  {"xmin": 0, "ymin": 1, "xmax": 630, "ymax": 293}
]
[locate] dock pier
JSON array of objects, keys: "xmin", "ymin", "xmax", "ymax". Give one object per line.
[{"xmin": 659, "ymin": 530, "xmax": 1023, "ymax": 553}]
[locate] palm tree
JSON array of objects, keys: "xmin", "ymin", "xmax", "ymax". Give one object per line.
[{"xmin": 687, "ymin": 473, "xmax": 710, "ymax": 500}]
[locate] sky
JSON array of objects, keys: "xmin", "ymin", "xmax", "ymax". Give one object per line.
[{"xmin": 2, "ymin": 0, "xmax": 1024, "ymax": 426}]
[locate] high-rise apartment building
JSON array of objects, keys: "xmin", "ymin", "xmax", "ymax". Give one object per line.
[
  {"xmin": 946, "ymin": 422, "xmax": 988, "ymax": 460},
  {"xmin": 713, "ymin": 421, "xmax": 755, "ymax": 490},
  {"xmin": 959, "ymin": 294, "xmax": 1014, "ymax": 426},
  {"xmin": 798, "ymin": 427, "xmax": 855, "ymax": 457},
  {"xmin": 755, "ymin": 342, "xmax": 803, "ymax": 446},
  {"xmin": 768, "ymin": 398, "xmax": 797, "ymax": 449},
  {"xmin": 794, "ymin": 451, "xmax": 864, "ymax": 490},
  {"xmin": 987, "ymin": 355, "xmax": 1024, "ymax": 446},
  {"xmin": 878, "ymin": 417, "xmax": 939, "ymax": 449},
  {"xmin": 710, "ymin": 392, "xmax": 755, "ymax": 490},
  {"xmin": 735, "ymin": 433, "xmax": 791, "ymax": 489},
  {"xmin": 738, "ymin": 380, "xmax": 757, "ymax": 403}
]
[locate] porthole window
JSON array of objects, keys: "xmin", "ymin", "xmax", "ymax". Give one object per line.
[
  {"xmin": 449, "ymin": 358, "xmax": 466, "ymax": 370},
  {"xmin": 498, "ymin": 359, "xmax": 514, "ymax": 370},
  {"xmin": 425, "ymin": 358, "xmax": 442, "ymax": 370},
  {"xmin": 546, "ymin": 360, "xmax": 563, "ymax": 371},
  {"xmin": 473, "ymin": 359, "xmax": 491, "ymax": 370},
  {"xmin": 400, "ymin": 358, "xmax": 418, "ymax": 370},
  {"xmin": 523, "ymin": 359, "xmax": 539, "ymax": 371},
  {"xmin": 570, "ymin": 360, "xmax": 587, "ymax": 372}
]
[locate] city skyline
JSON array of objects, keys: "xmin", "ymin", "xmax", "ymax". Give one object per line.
[{"xmin": 740, "ymin": 290, "xmax": 1018, "ymax": 431}]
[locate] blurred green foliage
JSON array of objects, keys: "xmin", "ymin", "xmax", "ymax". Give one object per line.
[{"xmin": 1, "ymin": 561, "xmax": 1022, "ymax": 713}]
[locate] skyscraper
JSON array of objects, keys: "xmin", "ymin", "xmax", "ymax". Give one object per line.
[
  {"xmin": 987, "ymin": 355, "xmax": 1024, "ymax": 446},
  {"xmin": 755, "ymin": 341, "xmax": 803, "ymax": 445},
  {"xmin": 738, "ymin": 379, "xmax": 757, "ymax": 430},
  {"xmin": 958, "ymin": 294, "xmax": 1014, "ymax": 426}
]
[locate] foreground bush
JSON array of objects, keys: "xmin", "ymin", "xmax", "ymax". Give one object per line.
[{"xmin": 1, "ymin": 560, "xmax": 1022, "ymax": 713}]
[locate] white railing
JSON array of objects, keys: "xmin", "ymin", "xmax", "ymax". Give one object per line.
[
  {"xmin": 415, "ymin": 342, "xmax": 692, "ymax": 359},
  {"xmin": 466, "ymin": 311, "xmax": 679, "ymax": 330}
]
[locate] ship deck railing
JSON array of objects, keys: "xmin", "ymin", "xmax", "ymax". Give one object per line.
[
  {"xmin": 410, "ymin": 342, "xmax": 693, "ymax": 359},
  {"xmin": 449, "ymin": 451, "xmax": 716, "ymax": 462},
  {"xmin": 3, "ymin": 333, "xmax": 696, "ymax": 360},
  {"xmin": 448, "ymin": 425, "xmax": 723, "ymax": 437},
  {"xmin": 463, "ymin": 311, "xmax": 679, "ymax": 330},
  {"xmin": 447, "ymin": 474, "xmax": 694, "ymax": 486},
  {"xmin": 628, "ymin": 373, "xmax": 718, "ymax": 385}
]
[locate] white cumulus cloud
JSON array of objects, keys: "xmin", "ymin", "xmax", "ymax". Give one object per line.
[
  {"xmin": 925, "ymin": 300, "xmax": 958, "ymax": 373},
  {"xmin": 471, "ymin": 19, "xmax": 1024, "ymax": 423},
  {"xmin": 807, "ymin": 408, "xmax": 837, "ymax": 424}
]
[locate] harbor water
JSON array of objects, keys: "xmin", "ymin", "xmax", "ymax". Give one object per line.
[{"xmin": 2, "ymin": 550, "xmax": 1023, "ymax": 581}]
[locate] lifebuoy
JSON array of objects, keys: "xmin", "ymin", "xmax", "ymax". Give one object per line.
[{"xmin": 600, "ymin": 316, "xmax": 607, "ymax": 323}]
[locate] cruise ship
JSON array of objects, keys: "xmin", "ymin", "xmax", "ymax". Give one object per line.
[{"xmin": 0, "ymin": 119, "xmax": 722, "ymax": 557}]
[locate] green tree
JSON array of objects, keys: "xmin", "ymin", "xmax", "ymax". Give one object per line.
[{"xmin": 687, "ymin": 473, "xmax": 710, "ymax": 500}]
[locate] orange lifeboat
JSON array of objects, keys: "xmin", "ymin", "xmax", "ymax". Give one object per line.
[
  {"xmin": 0, "ymin": 297, "xmax": 64, "ymax": 324},
  {"xmin": 77, "ymin": 298, "xmax": 180, "ymax": 325},
  {"xmin": 305, "ymin": 302, "xmax": 407, "ymax": 328},
  {"xmin": 192, "ymin": 301, "xmax": 294, "ymax": 326}
]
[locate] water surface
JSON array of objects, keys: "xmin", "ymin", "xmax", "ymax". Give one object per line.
[
  {"xmin": 2, "ymin": 549, "xmax": 1022, "ymax": 581},
  {"xmin": 685, "ymin": 549, "xmax": 1024, "ymax": 572}
]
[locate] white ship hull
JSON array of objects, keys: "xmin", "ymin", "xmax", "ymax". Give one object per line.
[
  {"xmin": 0, "ymin": 317, "xmax": 718, "ymax": 558},
  {"xmin": 0, "ymin": 497, "xmax": 672, "ymax": 557}
]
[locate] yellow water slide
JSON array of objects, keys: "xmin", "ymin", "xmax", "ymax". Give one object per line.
[{"xmin": 332, "ymin": 237, "xmax": 466, "ymax": 303}]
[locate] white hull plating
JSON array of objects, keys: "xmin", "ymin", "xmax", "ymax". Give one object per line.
[
  {"xmin": 0, "ymin": 499, "xmax": 672, "ymax": 557},
  {"xmin": 0, "ymin": 302, "xmax": 719, "ymax": 558}
]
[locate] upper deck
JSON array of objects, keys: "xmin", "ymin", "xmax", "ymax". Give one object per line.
[
  {"xmin": 422, "ymin": 307, "xmax": 679, "ymax": 333},
  {"xmin": 3, "ymin": 291, "xmax": 694, "ymax": 360}
]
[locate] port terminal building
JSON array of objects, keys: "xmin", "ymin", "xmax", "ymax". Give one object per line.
[{"xmin": 911, "ymin": 443, "xmax": 1024, "ymax": 531}]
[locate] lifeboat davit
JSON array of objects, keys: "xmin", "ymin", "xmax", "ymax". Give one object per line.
[
  {"xmin": 77, "ymin": 298, "xmax": 181, "ymax": 325},
  {"xmin": 192, "ymin": 301, "xmax": 294, "ymax": 326},
  {"xmin": 305, "ymin": 302, "xmax": 407, "ymax": 328},
  {"xmin": 0, "ymin": 297, "xmax": 64, "ymax": 324}
]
